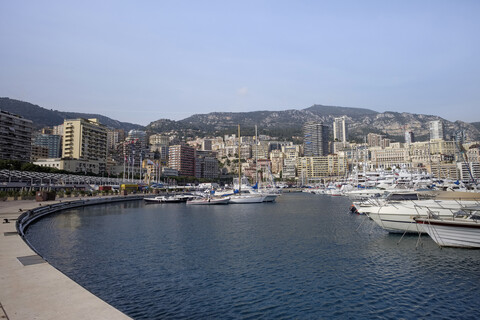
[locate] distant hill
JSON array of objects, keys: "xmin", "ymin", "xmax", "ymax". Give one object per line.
[
  {"xmin": 304, "ymin": 104, "xmax": 378, "ymax": 117},
  {"xmin": 147, "ymin": 105, "xmax": 380, "ymax": 139},
  {"xmin": 3, "ymin": 97, "xmax": 479, "ymax": 142},
  {"xmin": 0, "ymin": 98, "xmax": 144, "ymax": 131},
  {"xmin": 148, "ymin": 105, "xmax": 480, "ymax": 142}
]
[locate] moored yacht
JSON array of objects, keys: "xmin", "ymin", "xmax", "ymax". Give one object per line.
[
  {"xmin": 186, "ymin": 197, "xmax": 230, "ymax": 205},
  {"xmin": 261, "ymin": 193, "xmax": 278, "ymax": 202},
  {"xmin": 229, "ymin": 188, "xmax": 266, "ymax": 203},
  {"xmin": 363, "ymin": 193, "xmax": 480, "ymax": 233},
  {"xmin": 414, "ymin": 206, "xmax": 480, "ymax": 248},
  {"xmin": 233, "ymin": 177, "xmax": 278, "ymax": 202},
  {"xmin": 344, "ymin": 188, "xmax": 386, "ymax": 200},
  {"xmin": 144, "ymin": 194, "xmax": 194, "ymax": 203}
]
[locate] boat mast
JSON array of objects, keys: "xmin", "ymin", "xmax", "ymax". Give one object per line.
[
  {"xmin": 255, "ymin": 125, "xmax": 258, "ymax": 187},
  {"xmin": 238, "ymin": 124, "xmax": 241, "ymax": 193},
  {"xmin": 123, "ymin": 142, "xmax": 126, "ymax": 182}
]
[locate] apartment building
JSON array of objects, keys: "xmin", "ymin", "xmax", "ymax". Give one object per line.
[
  {"xmin": 31, "ymin": 145, "xmax": 49, "ymax": 161},
  {"xmin": 269, "ymin": 149, "xmax": 284, "ymax": 175},
  {"xmin": 369, "ymin": 145, "xmax": 410, "ymax": 169},
  {"xmin": 168, "ymin": 144, "xmax": 195, "ymax": 176},
  {"xmin": 62, "ymin": 118, "xmax": 108, "ymax": 173},
  {"xmin": 195, "ymin": 150, "xmax": 219, "ymax": 179},
  {"xmin": 429, "ymin": 120, "xmax": 445, "ymax": 140},
  {"xmin": 107, "ymin": 128, "xmax": 125, "ymax": 150},
  {"xmin": 0, "ymin": 110, "xmax": 33, "ymax": 161},
  {"xmin": 298, "ymin": 154, "xmax": 347, "ymax": 182},
  {"xmin": 33, "ymin": 134, "xmax": 62, "ymax": 158},
  {"xmin": 367, "ymin": 133, "xmax": 384, "ymax": 147},
  {"xmin": 333, "ymin": 116, "xmax": 348, "ymax": 144},
  {"xmin": 303, "ymin": 122, "xmax": 329, "ymax": 157}
]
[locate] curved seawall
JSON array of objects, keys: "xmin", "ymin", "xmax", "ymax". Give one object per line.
[
  {"xmin": 16, "ymin": 196, "xmax": 144, "ymax": 249},
  {"xmin": 1, "ymin": 195, "xmax": 143, "ymax": 320}
]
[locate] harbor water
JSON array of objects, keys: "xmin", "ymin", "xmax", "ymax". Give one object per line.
[{"xmin": 25, "ymin": 193, "xmax": 480, "ymax": 319}]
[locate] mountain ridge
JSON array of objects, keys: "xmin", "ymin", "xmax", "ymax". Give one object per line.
[
  {"xmin": 0, "ymin": 97, "xmax": 144, "ymax": 132},
  {"xmin": 149, "ymin": 105, "xmax": 480, "ymax": 142},
  {"xmin": 2, "ymin": 97, "xmax": 479, "ymax": 142}
]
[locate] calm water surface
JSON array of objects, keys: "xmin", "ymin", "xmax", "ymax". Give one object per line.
[{"xmin": 26, "ymin": 193, "xmax": 480, "ymax": 319}]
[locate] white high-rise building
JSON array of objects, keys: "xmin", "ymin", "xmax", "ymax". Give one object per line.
[
  {"xmin": 429, "ymin": 120, "xmax": 445, "ymax": 140},
  {"xmin": 333, "ymin": 116, "xmax": 348, "ymax": 145},
  {"xmin": 405, "ymin": 131, "xmax": 414, "ymax": 144}
]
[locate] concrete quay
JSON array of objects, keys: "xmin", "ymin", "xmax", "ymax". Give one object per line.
[{"xmin": 0, "ymin": 195, "xmax": 144, "ymax": 320}]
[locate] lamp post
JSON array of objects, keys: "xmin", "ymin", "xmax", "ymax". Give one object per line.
[{"xmin": 8, "ymin": 164, "xmax": 13, "ymax": 183}]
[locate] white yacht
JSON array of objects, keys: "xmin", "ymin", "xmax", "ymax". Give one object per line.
[
  {"xmin": 144, "ymin": 195, "xmax": 190, "ymax": 203},
  {"xmin": 233, "ymin": 177, "xmax": 278, "ymax": 203},
  {"xmin": 414, "ymin": 206, "xmax": 480, "ymax": 248},
  {"xmin": 344, "ymin": 188, "xmax": 386, "ymax": 200},
  {"xmin": 186, "ymin": 197, "xmax": 230, "ymax": 205},
  {"xmin": 364, "ymin": 193, "xmax": 480, "ymax": 233},
  {"xmin": 229, "ymin": 194, "xmax": 266, "ymax": 204}
]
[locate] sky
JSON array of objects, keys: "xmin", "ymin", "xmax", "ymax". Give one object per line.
[{"xmin": 1, "ymin": 0, "xmax": 479, "ymax": 125}]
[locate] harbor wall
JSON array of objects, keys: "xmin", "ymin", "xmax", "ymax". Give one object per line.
[{"xmin": 0, "ymin": 195, "xmax": 144, "ymax": 320}]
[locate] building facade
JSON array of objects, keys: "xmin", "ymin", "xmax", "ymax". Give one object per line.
[
  {"xmin": 107, "ymin": 129, "xmax": 125, "ymax": 150},
  {"xmin": 33, "ymin": 134, "xmax": 62, "ymax": 158},
  {"xmin": 168, "ymin": 144, "xmax": 195, "ymax": 176},
  {"xmin": 149, "ymin": 134, "xmax": 170, "ymax": 164},
  {"xmin": 369, "ymin": 145, "xmax": 410, "ymax": 169},
  {"xmin": 333, "ymin": 116, "xmax": 348, "ymax": 145},
  {"xmin": 298, "ymin": 154, "xmax": 347, "ymax": 182},
  {"xmin": 195, "ymin": 150, "xmax": 219, "ymax": 179},
  {"xmin": 367, "ymin": 133, "xmax": 384, "ymax": 147},
  {"xmin": 62, "ymin": 118, "xmax": 107, "ymax": 160},
  {"xmin": 303, "ymin": 122, "xmax": 329, "ymax": 157},
  {"xmin": 405, "ymin": 131, "xmax": 414, "ymax": 144},
  {"xmin": 62, "ymin": 118, "xmax": 108, "ymax": 173},
  {"xmin": 34, "ymin": 158, "xmax": 104, "ymax": 175},
  {"xmin": 429, "ymin": 120, "xmax": 445, "ymax": 140},
  {"xmin": 269, "ymin": 149, "xmax": 284, "ymax": 176},
  {"xmin": 0, "ymin": 110, "xmax": 33, "ymax": 162},
  {"xmin": 31, "ymin": 145, "xmax": 49, "ymax": 161}
]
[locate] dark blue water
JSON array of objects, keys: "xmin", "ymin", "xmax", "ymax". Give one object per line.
[{"xmin": 26, "ymin": 193, "xmax": 480, "ymax": 319}]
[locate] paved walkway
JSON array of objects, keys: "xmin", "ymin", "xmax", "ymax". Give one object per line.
[{"xmin": 0, "ymin": 198, "xmax": 132, "ymax": 320}]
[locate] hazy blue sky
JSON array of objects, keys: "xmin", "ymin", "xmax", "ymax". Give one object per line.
[{"xmin": 1, "ymin": 0, "xmax": 479, "ymax": 125}]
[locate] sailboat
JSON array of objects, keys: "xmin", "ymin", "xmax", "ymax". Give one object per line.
[
  {"xmin": 186, "ymin": 196, "xmax": 230, "ymax": 205},
  {"xmin": 229, "ymin": 177, "xmax": 266, "ymax": 203},
  {"xmin": 229, "ymin": 125, "xmax": 267, "ymax": 204},
  {"xmin": 229, "ymin": 192, "xmax": 265, "ymax": 204},
  {"xmin": 253, "ymin": 124, "xmax": 279, "ymax": 202}
]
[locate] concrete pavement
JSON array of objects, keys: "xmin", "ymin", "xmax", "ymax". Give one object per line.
[{"xmin": 0, "ymin": 197, "xmax": 132, "ymax": 320}]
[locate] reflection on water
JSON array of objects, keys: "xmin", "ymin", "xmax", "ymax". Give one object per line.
[{"xmin": 26, "ymin": 193, "xmax": 480, "ymax": 319}]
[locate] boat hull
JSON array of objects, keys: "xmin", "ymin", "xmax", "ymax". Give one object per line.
[
  {"xmin": 415, "ymin": 218, "xmax": 480, "ymax": 248},
  {"xmin": 229, "ymin": 195, "xmax": 266, "ymax": 203},
  {"xmin": 262, "ymin": 194, "xmax": 278, "ymax": 202},
  {"xmin": 144, "ymin": 197, "xmax": 167, "ymax": 203},
  {"xmin": 366, "ymin": 200, "xmax": 479, "ymax": 233},
  {"xmin": 186, "ymin": 198, "xmax": 230, "ymax": 205},
  {"xmin": 144, "ymin": 196, "xmax": 188, "ymax": 203},
  {"xmin": 345, "ymin": 189, "xmax": 385, "ymax": 200},
  {"xmin": 368, "ymin": 210, "xmax": 427, "ymax": 233}
]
